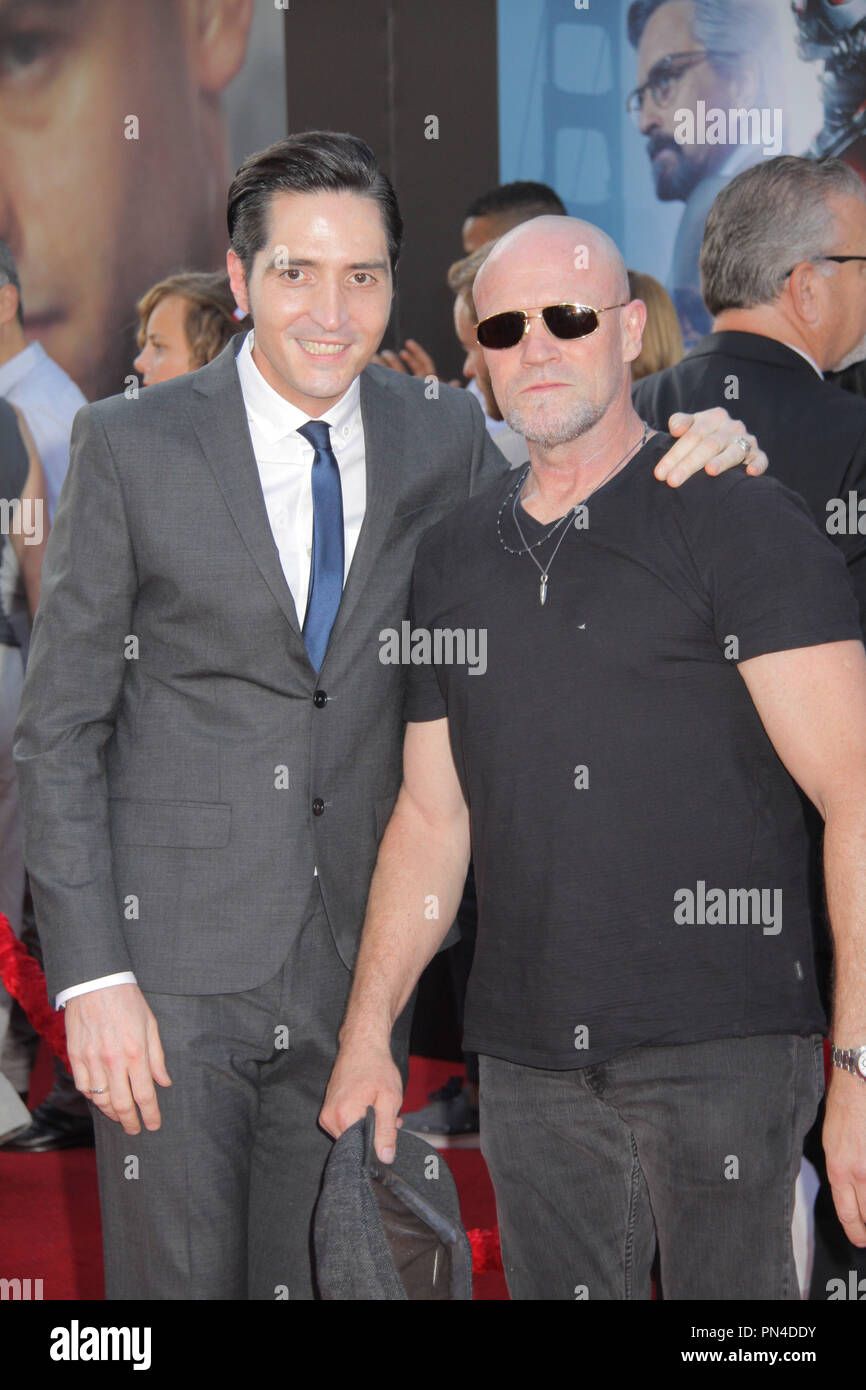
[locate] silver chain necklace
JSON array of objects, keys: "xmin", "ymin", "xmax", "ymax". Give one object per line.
[{"xmin": 498, "ymin": 422, "xmax": 649, "ymax": 606}]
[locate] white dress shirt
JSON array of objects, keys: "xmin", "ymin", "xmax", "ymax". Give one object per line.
[
  {"xmin": 234, "ymin": 330, "xmax": 365, "ymax": 621},
  {"xmin": 781, "ymin": 341, "xmax": 824, "ymax": 379},
  {"xmin": 466, "ymin": 376, "xmax": 510, "ymax": 439},
  {"xmin": 493, "ymin": 423, "xmax": 530, "ymax": 469},
  {"xmin": 55, "ymin": 331, "xmax": 367, "ymax": 1008},
  {"xmin": 0, "ymin": 341, "xmax": 87, "ymax": 521}
]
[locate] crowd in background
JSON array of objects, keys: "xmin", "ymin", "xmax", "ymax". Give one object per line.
[{"xmin": 2, "ymin": 150, "xmax": 866, "ymax": 1299}]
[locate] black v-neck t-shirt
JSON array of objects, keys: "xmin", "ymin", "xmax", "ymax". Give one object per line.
[{"xmin": 404, "ymin": 434, "xmax": 862, "ymax": 1068}]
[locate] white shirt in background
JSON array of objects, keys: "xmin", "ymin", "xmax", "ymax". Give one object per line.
[{"xmin": 0, "ymin": 341, "xmax": 87, "ymax": 521}]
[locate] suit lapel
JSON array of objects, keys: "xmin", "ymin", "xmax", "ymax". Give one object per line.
[
  {"xmin": 187, "ymin": 342, "xmax": 306, "ymax": 649},
  {"xmin": 187, "ymin": 347, "xmax": 405, "ymax": 667},
  {"xmin": 323, "ymin": 368, "xmax": 405, "ymax": 657}
]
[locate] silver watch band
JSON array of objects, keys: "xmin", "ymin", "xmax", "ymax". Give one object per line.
[{"xmin": 831, "ymin": 1044, "xmax": 866, "ymax": 1080}]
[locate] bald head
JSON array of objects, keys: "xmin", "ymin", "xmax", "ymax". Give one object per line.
[
  {"xmin": 471, "ymin": 216, "xmax": 644, "ymax": 453},
  {"xmin": 473, "ymin": 216, "xmax": 629, "ymax": 323}
]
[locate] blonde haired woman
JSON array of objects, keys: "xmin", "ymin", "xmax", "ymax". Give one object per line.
[{"xmin": 627, "ymin": 269, "xmax": 684, "ymax": 380}]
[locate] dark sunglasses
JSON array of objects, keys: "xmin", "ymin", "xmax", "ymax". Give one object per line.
[{"xmin": 476, "ymin": 301, "xmax": 628, "ymax": 350}]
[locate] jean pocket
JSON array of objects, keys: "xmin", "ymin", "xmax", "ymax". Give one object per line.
[{"xmin": 810, "ymin": 1033, "xmax": 827, "ymax": 1098}]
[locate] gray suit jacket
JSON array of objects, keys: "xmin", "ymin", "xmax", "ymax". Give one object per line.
[{"xmin": 13, "ymin": 340, "xmax": 506, "ymax": 1001}]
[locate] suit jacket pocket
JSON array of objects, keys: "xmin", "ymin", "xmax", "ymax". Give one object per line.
[{"xmin": 109, "ymin": 798, "xmax": 231, "ymax": 848}]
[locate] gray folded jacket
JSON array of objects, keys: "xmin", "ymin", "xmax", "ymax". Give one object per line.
[{"xmin": 314, "ymin": 1107, "xmax": 473, "ymax": 1300}]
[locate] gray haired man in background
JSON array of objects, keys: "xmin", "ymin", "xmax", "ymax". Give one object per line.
[{"xmin": 633, "ymin": 152, "xmax": 866, "ymax": 1299}]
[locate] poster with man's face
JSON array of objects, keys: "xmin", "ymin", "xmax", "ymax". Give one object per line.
[
  {"xmin": 498, "ymin": 0, "xmax": 866, "ymax": 346},
  {"xmin": 2, "ymin": 0, "xmax": 285, "ymax": 402}
]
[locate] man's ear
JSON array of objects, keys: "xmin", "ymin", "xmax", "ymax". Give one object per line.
[
  {"xmin": 183, "ymin": 0, "xmax": 254, "ymax": 94},
  {"xmin": 786, "ymin": 263, "xmax": 822, "ymax": 326},
  {"xmin": 622, "ymin": 298, "xmax": 646, "ymax": 365},
  {"xmin": 226, "ymin": 248, "xmax": 251, "ymax": 317}
]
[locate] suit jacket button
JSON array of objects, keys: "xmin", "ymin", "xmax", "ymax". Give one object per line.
[
  {"xmin": 313, "ymin": 690, "xmax": 328, "ymax": 708},
  {"xmin": 312, "ymin": 798, "xmax": 325, "ymax": 816}
]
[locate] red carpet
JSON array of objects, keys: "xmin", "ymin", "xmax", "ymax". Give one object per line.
[
  {"xmin": 402, "ymin": 1056, "xmax": 508, "ymax": 1300},
  {"xmin": 0, "ymin": 1045, "xmax": 508, "ymax": 1300}
]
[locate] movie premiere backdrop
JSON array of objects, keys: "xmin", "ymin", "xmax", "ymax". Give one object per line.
[
  {"xmin": 497, "ymin": 0, "xmax": 866, "ymax": 346},
  {"xmin": 13, "ymin": 0, "xmax": 866, "ymax": 390},
  {"xmin": 8, "ymin": 0, "xmax": 286, "ymax": 406}
]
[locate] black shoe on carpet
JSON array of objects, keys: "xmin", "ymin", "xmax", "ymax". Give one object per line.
[
  {"xmin": 400, "ymin": 1075, "xmax": 480, "ymax": 1136},
  {"xmin": 0, "ymin": 1100, "xmax": 95, "ymax": 1152}
]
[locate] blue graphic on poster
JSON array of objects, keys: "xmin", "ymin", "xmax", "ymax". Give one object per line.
[{"xmin": 498, "ymin": 1, "xmax": 866, "ymax": 346}]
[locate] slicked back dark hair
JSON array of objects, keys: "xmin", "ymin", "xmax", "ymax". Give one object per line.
[
  {"xmin": 464, "ymin": 180, "xmax": 565, "ymax": 221},
  {"xmin": 227, "ymin": 130, "xmax": 403, "ymax": 282}
]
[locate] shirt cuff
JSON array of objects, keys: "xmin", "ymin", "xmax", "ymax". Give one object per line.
[{"xmin": 55, "ymin": 972, "xmax": 138, "ymax": 1010}]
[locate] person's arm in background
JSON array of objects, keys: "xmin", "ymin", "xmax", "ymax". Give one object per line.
[
  {"xmin": 9, "ymin": 406, "xmax": 48, "ymax": 619},
  {"xmin": 371, "ymin": 339, "xmax": 451, "ymax": 381},
  {"xmin": 14, "ymin": 403, "xmax": 170, "ymax": 1135},
  {"xmin": 320, "ymin": 716, "xmax": 470, "ymax": 1163},
  {"xmin": 739, "ymin": 639, "xmax": 866, "ymax": 1247}
]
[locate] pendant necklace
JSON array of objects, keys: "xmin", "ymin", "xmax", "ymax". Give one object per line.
[{"xmin": 498, "ymin": 422, "xmax": 649, "ymax": 606}]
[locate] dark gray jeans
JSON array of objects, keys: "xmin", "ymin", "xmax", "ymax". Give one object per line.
[{"xmin": 479, "ymin": 1032, "xmax": 824, "ymax": 1301}]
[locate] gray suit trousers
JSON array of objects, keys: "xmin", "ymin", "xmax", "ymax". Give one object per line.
[{"xmin": 92, "ymin": 879, "xmax": 398, "ymax": 1300}]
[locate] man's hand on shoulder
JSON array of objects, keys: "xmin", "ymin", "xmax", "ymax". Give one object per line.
[
  {"xmin": 653, "ymin": 406, "xmax": 768, "ymax": 486},
  {"xmin": 65, "ymin": 982, "xmax": 171, "ymax": 1135}
]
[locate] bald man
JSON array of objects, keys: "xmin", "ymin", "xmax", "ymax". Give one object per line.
[{"xmin": 321, "ymin": 216, "xmax": 866, "ymax": 1300}]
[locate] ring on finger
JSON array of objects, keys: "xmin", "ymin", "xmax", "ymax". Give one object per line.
[{"xmin": 734, "ymin": 435, "xmax": 751, "ymax": 463}]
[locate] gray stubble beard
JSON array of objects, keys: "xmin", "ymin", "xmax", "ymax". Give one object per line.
[{"xmin": 504, "ymin": 393, "xmax": 607, "ymax": 450}]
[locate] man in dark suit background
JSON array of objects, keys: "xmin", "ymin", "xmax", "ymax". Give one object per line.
[
  {"xmin": 632, "ymin": 151, "xmax": 866, "ymax": 1299},
  {"xmin": 633, "ymin": 154, "xmax": 866, "ymax": 621},
  {"xmin": 13, "ymin": 131, "xmax": 764, "ymax": 1301}
]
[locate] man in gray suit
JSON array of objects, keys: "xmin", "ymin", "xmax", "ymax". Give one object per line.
[{"xmin": 12, "ymin": 130, "xmax": 764, "ymax": 1300}]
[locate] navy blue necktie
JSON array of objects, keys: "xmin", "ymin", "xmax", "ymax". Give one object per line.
[{"xmin": 298, "ymin": 419, "xmax": 344, "ymax": 671}]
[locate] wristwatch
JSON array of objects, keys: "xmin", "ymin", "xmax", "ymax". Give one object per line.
[{"xmin": 830, "ymin": 1044, "xmax": 866, "ymax": 1081}]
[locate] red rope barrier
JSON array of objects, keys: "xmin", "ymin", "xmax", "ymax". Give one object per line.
[
  {"xmin": 0, "ymin": 913, "xmax": 506, "ymax": 1274},
  {"xmin": 467, "ymin": 1225, "xmax": 502, "ymax": 1272},
  {"xmin": 0, "ymin": 913, "xmax": 69, "ymax": 1070}
]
